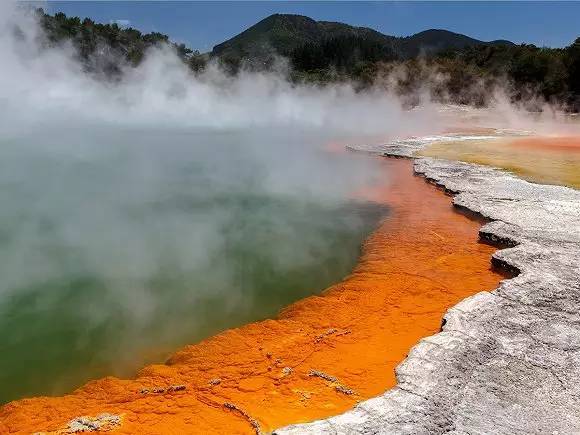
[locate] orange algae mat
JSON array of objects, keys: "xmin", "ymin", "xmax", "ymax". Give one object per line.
[
  {"xmin": 419, "ymin": 135, "xmax": 580, "ymax": 189},
  {"xmin": 0, "ymin": 158, "xmax": 506, "ymax": 434}
]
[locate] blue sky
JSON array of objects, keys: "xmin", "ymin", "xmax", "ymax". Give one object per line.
[{"xmin": 43, "ymin": 1, "xmax": 580, "ymax": 52}]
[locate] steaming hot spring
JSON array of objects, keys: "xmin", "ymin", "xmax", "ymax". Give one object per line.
[
  {"xmin": 6, "ymin": 110, "xmax": 580, "ymax": 433},
  {"xmin": 0, "ymin": 122, "xmax": 512, "ymax": 431},
  {"xmin": 2, "ymin": 3, "xmax": 580, "ymax": 433}
]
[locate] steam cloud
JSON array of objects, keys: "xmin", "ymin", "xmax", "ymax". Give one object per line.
[{"xmin": 0, "ymin": 1, "xmax": 426, "ymax": 402}]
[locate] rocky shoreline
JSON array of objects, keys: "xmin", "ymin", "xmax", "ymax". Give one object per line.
[{"xmin": 277, "ymin": 141, "xmax": 580, "ymax": 434}]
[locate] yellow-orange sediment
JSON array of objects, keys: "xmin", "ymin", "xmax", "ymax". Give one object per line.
[
  {"xmin": 0, "ymin": 158, "xmax": 507, "ymax": 434},
  {"xmin": 419, "ymin": 135, "xmax": 580, "ymax": 189}
]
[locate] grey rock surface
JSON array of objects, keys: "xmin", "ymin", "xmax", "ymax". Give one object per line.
[
  {"xmin": 276, "ymin": 139, "xmax": 580, "ymax": 434},
  {"xmin": 65, "ymin": 412, "xmax": 121, "ymax": 433}
]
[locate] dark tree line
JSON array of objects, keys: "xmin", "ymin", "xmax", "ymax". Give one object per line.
[
  {"xmin": 34, "ymin": 9, "xmax": 205, "ymax": 77},
  {"xmin": 291, "ymin": 34, "xmax": 397, "ymax": 72},
  {"xmin": 290, "ymin": 35, "xmax": 580, "ymax": 111},
  {"xmin": 435, "ymin": 42, "xmax": 580, "ymax": 108},
  {"xmin": 29, "ymin": 9, "xmax": 580, "ymax": 111}
]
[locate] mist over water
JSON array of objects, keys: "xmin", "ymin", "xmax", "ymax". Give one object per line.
[
  {"xmin": 0, "ymin": 125, "xmax": 392, "ymax": 403},
  {"xmin": 0, "ymin": 2, "xmax": 415, "ymax": 403}
]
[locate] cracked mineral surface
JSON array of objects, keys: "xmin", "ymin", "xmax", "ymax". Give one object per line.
[{"xmin": 277, "ymin": 137, "xmax": 580, "ymax": 434}]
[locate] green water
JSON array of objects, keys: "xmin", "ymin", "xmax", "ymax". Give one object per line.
[{"xmin": 0, "ymin": 129, "xmax": 387, "ymax": 403}]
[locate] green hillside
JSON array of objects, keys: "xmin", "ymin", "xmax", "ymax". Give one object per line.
[{"xmin": 211, "ymin": 13, "xmax": 512, "ymax": 67}]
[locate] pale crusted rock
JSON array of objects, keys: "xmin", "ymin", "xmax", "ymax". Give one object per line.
[
  {"xmin": 277, "ymin": 142, "xmax": 580, "ymax": 434},
  {"xmin": 66, "ymin": 413, "xmax": 121, "ymax": 433}
]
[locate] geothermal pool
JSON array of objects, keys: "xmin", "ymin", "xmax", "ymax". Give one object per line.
[
  {"xmin": 0, "ymin": 129, "xmax": 387, "ymax": 404},
  {"xmin": 0, "ymin": 154, "xmax": 508, "ymax": 435}
]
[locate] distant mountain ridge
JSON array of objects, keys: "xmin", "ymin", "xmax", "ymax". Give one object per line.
[
  {"xmin": 211, "ymin": 14, "xmax": 513, "ymax": 62},
  {"xmin": 399, "ymin": 29, "xmax": 514, "ymax": 58}
]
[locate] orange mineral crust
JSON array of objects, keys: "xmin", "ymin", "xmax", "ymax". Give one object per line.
[
  {"xmin": 510, "ymin": 135, "xmax": 580, "ymax": 152},
  {"xmin": 0, "ymin": 158, "xmax": 506, "ymax": 435}
]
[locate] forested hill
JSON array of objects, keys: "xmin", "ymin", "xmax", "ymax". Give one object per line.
[
  {"xmin": 212, "ymin": 13, "xmax": 513, "ymax": 67},
  {"xmin": 30, "ymin": 9, "xmax": 580, "ymax": 111},
  {"xmin": 35, "ymin": 9, "xmax": 512, "ymax": 74},
  {"xmin": 212, "ymin": 14, "xmax": 398, "ymax": 62}
]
